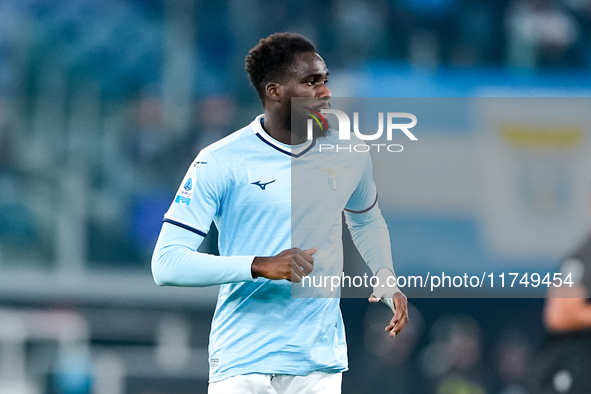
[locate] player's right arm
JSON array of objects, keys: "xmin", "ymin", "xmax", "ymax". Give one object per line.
[
  {"xmin": 152, "ymin": 226, "xmax": 315, "ymax": 286},
  {"xmin": 152, "ymin": 222, "xmax": 255, "ymax": 286},
  {"xmin": 151, "ymin": 149, "xmax": 314, "ymax": 287}
]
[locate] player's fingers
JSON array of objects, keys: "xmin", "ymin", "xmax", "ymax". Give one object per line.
[
  {"xmin": 385, "ymin": 313, "xmax": 399, "ymax": 332},
  {"xmin": 388, "ymin": 302, "xmax": 409, "ymax": 337},
  {"xmin": 368, "ymin": 295, "xmax": 380, "ymax": 303},
  {"xmin": 385, "ymin": 295, "xmax": 407, "ymax": 333},
  {"xmin": 394, "ymin": 311, "xmax": 409, "ymax": 335},
  {"xmin": 385, "ymin": 320, "xmax": 396, "ymax": 336},
  {"xmin": 389, "ymin": 310, "xmax": 403, "ymax": 331},
  {"xmin": 386, "ymin": 317, "xmax": 402, "ymax": 337},
  {"xmin": 291, "ymin": 249, "xmax": 314, "ymax": 265},
  {"xmin": 390, "ymin": 313, "xmax": 409, "ymax": 337},
  {"xmin": 300, "ymin": 250, "xmax": 315, "ymax": 264},
  {"xmin": 290, "ymin": 268, "xmax": 302, "ymax": 283},
  {"xmin": 390, "ymin": 328, "xmax": 398, "ymax": 338},
  {"xmin": 291, "ymin": 256, "xmax": 313, "ymax": 276},
  {"xmin": 303, "ymin": 247, "xmax": 318, "ymax": 256},
  {"xmin": 292, "ymin": 255, "xmax": 314, "ymax": 275}
]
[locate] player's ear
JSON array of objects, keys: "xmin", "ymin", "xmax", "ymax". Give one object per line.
[{"xmin": 265, "ymin": 82, "xmax": 283, "ymax": 103}]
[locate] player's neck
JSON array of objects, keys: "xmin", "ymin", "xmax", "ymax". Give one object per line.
[{"xmin": 262, "ymin": 111, "xmax": 305, "ymax": 146}]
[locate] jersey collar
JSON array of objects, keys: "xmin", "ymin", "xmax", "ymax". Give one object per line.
[{"xmin": 252, "ymin": 115, "xmax": 316, "ymax": 158}]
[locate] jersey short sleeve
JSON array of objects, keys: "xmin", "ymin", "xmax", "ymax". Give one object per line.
[
  {"xmin": 344, "ymin": 151, "xmax": 378, "ymax": 214},
  {"xmin": 163, "ymin": 149, "xmax": 226, "ymax": 237}
]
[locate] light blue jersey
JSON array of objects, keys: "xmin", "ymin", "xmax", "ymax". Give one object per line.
[{"xmin": 152, "ymin": 115, "xmax": 394, "ymax": 382}]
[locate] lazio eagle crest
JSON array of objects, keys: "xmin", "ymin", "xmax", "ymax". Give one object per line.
[{"xmin": 316, "ymin": 166, "xmax": 345, "ymax": 191}]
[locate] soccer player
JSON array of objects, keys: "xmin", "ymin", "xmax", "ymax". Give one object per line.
[{"xmin": 151, "ymin": 32, "xmax": 408, "ymax": 394}]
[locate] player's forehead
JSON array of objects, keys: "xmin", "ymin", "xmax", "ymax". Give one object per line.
[{"xmin": 290, "ymin": 52, "xmax": 328, "ymax": 79}]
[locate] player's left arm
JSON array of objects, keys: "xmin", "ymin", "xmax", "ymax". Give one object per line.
[{"xmin": 344, "ymin": 151, "xmax": 408, "ymax": 337}]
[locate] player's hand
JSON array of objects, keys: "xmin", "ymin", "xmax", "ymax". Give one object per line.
[
  {"xmin": 368, "ymin": 267, "xmax": 409, "ymax": 338},
  {"xmin": 251, "ymin": 247, "xmax": 316, "ymax": 283},
  {"xmin": 369, "ymin": 292, "xmax": 408, "ymax": 338}
]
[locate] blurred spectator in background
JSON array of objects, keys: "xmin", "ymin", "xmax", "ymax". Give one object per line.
[
  {"xmin": 332, "ymin": 0, "xmax": 389, "ymax": 64},
  {"xmin": 399, "ymin": 0, "xmax": 460, "ymax": 68},
  {"xmin": 563, "ymin": 0, "xmax": 591, "ymax": 67},
  {"xmin": 0, "ymin": 98, "xmax": 13, "ymax": 173},
  {"xmin": 532, "ymin": 193, "xmax": 591, "ymax": 393},
  {"xmin": 0, "ymin": 98, "xmax": 39, "ymax": 263},
  {"xmin": 350, "ymin": 302, "xmax": 424, "ymax": 393},
  {"xmin": 125, "ymin": 91, "xmax": 172, "ymax": 188},
  {"xmin": 505, "ymin": 0, "xmax": 580, "ymax": 69},
  {"xmin": 421, "ymin": 316, "xmax": 490, "ymax": 394},
  {"xmin": 187, "ymin": 96, "xmax": 236, "ymax": 158},
  {"xmin": 452, "ymin": 0, "xmax": 499, "ymax": 66},
  {"xmin": 494, "ymin": 329, "xmax": 532, "ymax": 394}
]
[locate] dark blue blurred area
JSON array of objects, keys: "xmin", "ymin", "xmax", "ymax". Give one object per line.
[
  {"xmin": 341, "ymin": 297, "xmax": 545, "ymax": 394},
  {"xmin": 1, "ymin": 0, "xmax": 590, "ymax": 99}
]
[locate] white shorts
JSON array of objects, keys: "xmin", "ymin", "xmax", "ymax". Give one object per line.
[{"xmin": 208, "ymin": 372, "xmax": 342, "ymax": 394}]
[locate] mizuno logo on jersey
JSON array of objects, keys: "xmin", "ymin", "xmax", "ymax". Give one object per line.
[{"xmin": 251, "ymin": 180, "xmax": 276, "ymax": 190}]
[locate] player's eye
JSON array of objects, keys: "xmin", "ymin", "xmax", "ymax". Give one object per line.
[{"xmin": 307, "ymin": 79, "xmax": 316, "ymax": 86}]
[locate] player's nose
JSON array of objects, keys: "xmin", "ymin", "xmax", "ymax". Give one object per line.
[{"xmin": 318, "ymin": 84, "xmax": 331, "ymax": 100}]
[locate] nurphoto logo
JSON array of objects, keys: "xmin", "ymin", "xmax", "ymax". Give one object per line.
[{"xmin": 305, "ymin": 108, "xmax": 418, "ymax": 153}]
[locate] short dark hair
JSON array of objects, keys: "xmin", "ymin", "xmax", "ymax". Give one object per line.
[{"xmin": 245, "ymin": 32, "xmax": 316, "ymax": 103}]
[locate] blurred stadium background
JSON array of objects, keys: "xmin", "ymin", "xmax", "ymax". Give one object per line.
[{"xmin": 1, "ymin": 0, "xmax": 591, "ymax": 393}]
